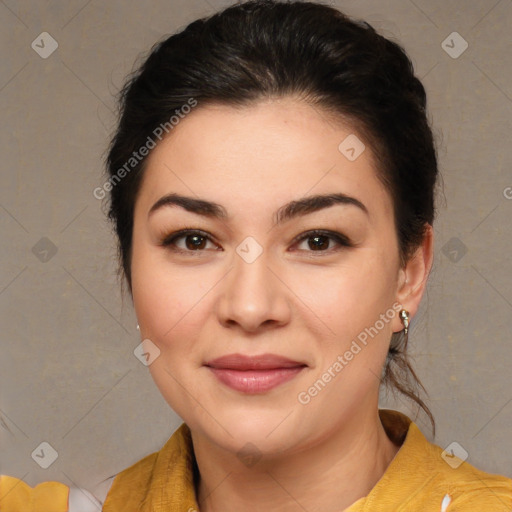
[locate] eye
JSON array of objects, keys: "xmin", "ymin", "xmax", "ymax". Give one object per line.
[
  {"xmin": 161, "ymin": 229, "xmax": 220, "ymax": 253},
  {"xmin": 160, "ymin": 228, "xmax": 353, "ymax": 255},
  {"xmin": 291, "ymin": 229, "xmax": 353, "ymax": 253}
]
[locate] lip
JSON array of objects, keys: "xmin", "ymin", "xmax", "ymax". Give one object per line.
[
  {"xmin": 204, "ymin": 353, "xmax": 306, "ymax": 370},
  {"xmin": 204, "ymin": 353, "xmax": 307, "ymax": 393}
]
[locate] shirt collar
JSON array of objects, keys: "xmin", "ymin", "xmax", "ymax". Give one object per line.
[{"xmin": 144, "ymin": 409, "xmax": 424, "ymax": 511}]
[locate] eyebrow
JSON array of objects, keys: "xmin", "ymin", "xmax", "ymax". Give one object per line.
[{"xmin": 148, "ymin": 192, "xmax": 368, "ymax": 225}]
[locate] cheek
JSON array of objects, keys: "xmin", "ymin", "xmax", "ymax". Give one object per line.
[
  {"xmin": 291, "ymin": 253, "xmax": 397, "ymax": 337},
  {"xmin": 130, "ymin": 240, "xmax": 224, "ymax": 369},
  {"xmin": 132, "ymin": 258, "xmax": 206, "ymax": 346},
  {"xmin": 296, "ymin": 252, "xmax": 398, "ymax": 392},
  {"xmin": 130, "ymin": 251, "xmax": 216, "ymax": 415},
  {"xmin": 295, "ymin": 264, "xmax": 396, "ymax": 408}
]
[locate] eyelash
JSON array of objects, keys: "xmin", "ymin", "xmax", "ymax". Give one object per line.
[{"xmin": 160, "ymin": 228, "xmax": 353, "ymax": 255}]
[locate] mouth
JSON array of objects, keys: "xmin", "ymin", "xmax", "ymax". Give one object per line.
[{"xmin": 204, "ymin": 353, "xmax": 307, "ymax": 393}]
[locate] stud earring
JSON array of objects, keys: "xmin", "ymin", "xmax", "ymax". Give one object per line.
[
  {"xmin": 136, "ymin": 324, "xmax": 140, "ymax": 331},
  {"xmin": 399, "ymin": 309, "xmax": 410, "ymax": 335}
]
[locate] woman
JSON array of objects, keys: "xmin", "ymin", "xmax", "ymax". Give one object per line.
[{"xmin": 1, "ymin": 1, "xmax": 511, "ymax": 510}]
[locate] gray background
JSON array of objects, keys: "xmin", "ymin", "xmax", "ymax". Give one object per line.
[{"xmin": 1, "ymin": 0, "xmax": 511, "ymax": 498}]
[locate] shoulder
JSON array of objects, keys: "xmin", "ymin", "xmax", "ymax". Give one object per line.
[
  {"xmin": 0, "ymin": 474, "xmax": 103, "ymax": 511},
  {"xmin": 0, "ymin": 425, "xmax": 191, "ymax": 512},
  {"xmin": 102, "ymin": 450, "xmax": 160, "ymax": 510},
  {"xmin": 407, "ymin": 422, "xmax": 512, "ymax": 510},
  {"xmin": 103, "ymin": 423, "xmax": 194, "ymax": 511},
  {"xmin": 424, "ymin": 437, "xmax": 512, "ymax": 507},
  {"xmin": 374, "ymin": 410, "xmax": 512, "ymax": 511}
]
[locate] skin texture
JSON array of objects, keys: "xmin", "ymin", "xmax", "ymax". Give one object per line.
[{"xmin": 130, "ymin": 97, "xmax": 434, "ymax": 511}]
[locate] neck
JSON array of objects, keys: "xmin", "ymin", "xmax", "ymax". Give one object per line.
[{"xmin": 192, "ymin": 407, "xmax": 400, "ymax": 512}]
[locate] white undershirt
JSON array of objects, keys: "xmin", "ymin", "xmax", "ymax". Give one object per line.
[{"xmin": 68, "ymin": 476, "xmax": 115, "ymax": 510}]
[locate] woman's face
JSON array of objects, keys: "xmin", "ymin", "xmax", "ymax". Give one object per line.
[{"xmin": 130, "ymin": 97, "xmax": 421, "ymax": 455}]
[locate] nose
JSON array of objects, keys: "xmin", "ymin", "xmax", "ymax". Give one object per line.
[{"xmin": 215, "ymin": 243, "xmax": 292, "ymax": 333}]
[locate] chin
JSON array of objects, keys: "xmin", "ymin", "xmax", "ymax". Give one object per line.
[{"xmin": 197, "ymin": 405, "xmax": 308, "ymax": 456}]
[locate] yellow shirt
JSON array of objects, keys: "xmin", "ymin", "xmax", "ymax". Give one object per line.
[{"xmin": 2, "ymin": 410, "xmax": 511, "ymax": 511}]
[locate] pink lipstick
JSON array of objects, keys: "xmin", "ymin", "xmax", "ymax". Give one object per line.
[{"xmin": 204, "ymin": 353, "xmax": 307, "ymax": 393}]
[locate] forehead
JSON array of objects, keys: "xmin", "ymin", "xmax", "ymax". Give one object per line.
[{"xmin": 137, "ymin": 97, "xmax": 393, "ymax": 221}]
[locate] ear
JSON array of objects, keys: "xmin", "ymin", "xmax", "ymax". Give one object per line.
[{"xmin": 393, "ymin": 224, "xmax": 434, "ymax": 333}]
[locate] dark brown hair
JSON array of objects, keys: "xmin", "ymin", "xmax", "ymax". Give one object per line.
[{"xmin": 106, "ymin": 0, "xmax": 439, "ymax": 433}]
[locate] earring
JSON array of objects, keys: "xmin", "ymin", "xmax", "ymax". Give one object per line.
[
  {"xmin": 399, "ymin": 309, "xmax": 410, "ymax": 335},
  {"xmin": 136, "ymin": 324, "xmax": 140, "ymax": 331}
]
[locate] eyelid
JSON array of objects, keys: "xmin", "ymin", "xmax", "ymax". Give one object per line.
[
  {"xmin": 160, "ymin": 228, "xmax": 353, "ymax": 254},
  {"xmin": 160, "ymin": 228, "xmax": 220, "ymax": 249},
  {"xmin": 290, "ymin": 229, "xmax": 353, "ymax": 250}
]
